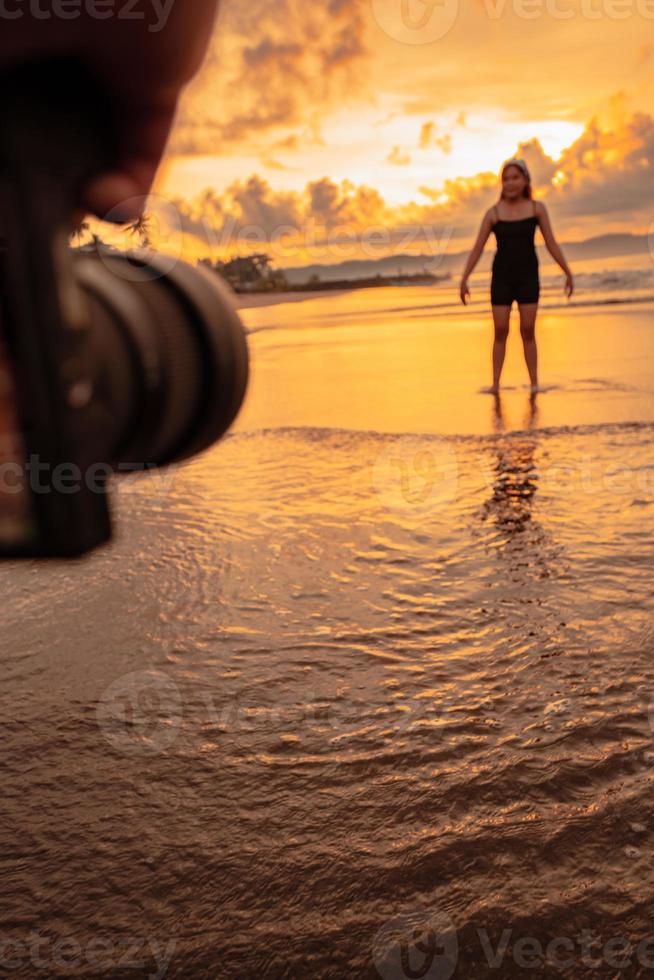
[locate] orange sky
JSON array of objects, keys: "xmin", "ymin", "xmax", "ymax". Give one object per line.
[{"xmin": 103, "ymin": 0, "xmax": 654, "ymax": 267}]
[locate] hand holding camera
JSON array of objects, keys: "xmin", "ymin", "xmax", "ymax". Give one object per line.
[{"xmin": 0, "ymin": 48, "xmax": 249, "ymax": 558}]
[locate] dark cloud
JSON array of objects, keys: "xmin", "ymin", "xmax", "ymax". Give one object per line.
[{"xmin": 550, "ymin": 107, "xmax": 654, "ymax": 219}]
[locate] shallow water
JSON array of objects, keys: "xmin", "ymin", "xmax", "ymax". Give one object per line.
[{"xmin": 2, "ymin": 286, "xmax": 654, "ymax": 978}]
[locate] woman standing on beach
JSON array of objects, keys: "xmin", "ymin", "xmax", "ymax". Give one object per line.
[{"xmin": 459, "ymin": 158, "xmax": 574, "ymax": 394}]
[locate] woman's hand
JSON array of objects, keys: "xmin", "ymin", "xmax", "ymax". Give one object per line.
[
  {"xmin": 564, "ymin": 273, "xmax": 574, "ymax": 299},
  {"xmin": 460, "ymin": 279, "xmax": 471, "ymax": 305}
]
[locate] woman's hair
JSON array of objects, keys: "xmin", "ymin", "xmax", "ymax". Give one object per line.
[{"xmin": 500, "ymin": 158, "xmax": 532, "ymax": 199}]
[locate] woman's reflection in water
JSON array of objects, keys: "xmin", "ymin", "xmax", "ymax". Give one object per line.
[
  {"xmin": 480, "ymin": 392, "xmax": 540, "ymax": 535},
  {"xmin": 473, "ymin": 392, "xmax": 566, "ymax": 661}
]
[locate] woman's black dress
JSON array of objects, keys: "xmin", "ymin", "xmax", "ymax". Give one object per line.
[{"xmin": 490, "ymin": 202, "xmax": 540, "ymax": 306}]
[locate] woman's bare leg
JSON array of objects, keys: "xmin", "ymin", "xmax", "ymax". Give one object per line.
[
  {"xmin": 491, "ymin": 304, "xmax": 511, "ymax": 392},
  {"xmin": 519, "ymin": 302, "xmax": 539, "ymax": 388}
]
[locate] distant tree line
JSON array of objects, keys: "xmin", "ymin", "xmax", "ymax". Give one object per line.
[{"xmin": 199, "ymin": 253, "xmax": 290, "ymax": 293}]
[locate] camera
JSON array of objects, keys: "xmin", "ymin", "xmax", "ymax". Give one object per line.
[{"xmin": 0, "ymin": 56, "xmax": 249, "ymax": 559}]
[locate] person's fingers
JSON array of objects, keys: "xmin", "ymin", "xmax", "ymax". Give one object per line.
[
  {"xmin": 79, "ymin": 96, "xmax": 178, "ymax": 221},
  {"xmin": 80, "ymin": 173, "xmax": 148, "ymax": 223}
]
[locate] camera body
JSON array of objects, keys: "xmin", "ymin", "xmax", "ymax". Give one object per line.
[{"xmin": 0, "ymin": 57, "xmax": 249, "ymax": 558}]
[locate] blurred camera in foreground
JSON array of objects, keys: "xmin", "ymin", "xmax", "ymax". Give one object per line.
[
  {"xmin": 0, "ymin": 54, "xmax": 249, "ymax": 558},
  {"xmin": 0, "ymin": 243, "xmax": 249, "ymax": 558}
]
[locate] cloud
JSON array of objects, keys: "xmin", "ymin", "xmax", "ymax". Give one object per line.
[
  {"xmin": 511, "ymin": 138, "xmax": 558, "ymax": 188},
  {"xmin": 412, "ymin": 106, "xmax": 654, "ymax": 233},
  {"xmin": 387, "ymin": 146, "xmax": 412, "ymax": 166},
  {"xmin": 169, "ymin": 0, "xmax": 370, "ymax": 155},
  {"xmin": 548, "ymin": 103, "xmax": 654, "ymax": 219},
  {"xmin": 159, "ymin": 104, "xmax": 654, "ymax": 264},
  {"xmin": 418, "ymin": 123, "xmax": 453, "ymax": 154},
  {"xmin": 163, "ymin": 173, "xmax": 395, "ymax": 264}
]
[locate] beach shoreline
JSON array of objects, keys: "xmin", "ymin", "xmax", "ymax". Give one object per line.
[
  {"xmin": 3, "ymin": 273, "xmax": 654, "ymax": 980},
  {"xmin": 234, "ymin": 288, "xmax": 354, "ymax": 310},
  {"xmin": 235, "ymin": 283, "xmax": 654, "ymax": 437}
]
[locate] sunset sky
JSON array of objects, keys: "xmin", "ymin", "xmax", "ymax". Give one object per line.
[{"xmin": 128, "ymin": 0, "xmax": 654, "ymax": 267}]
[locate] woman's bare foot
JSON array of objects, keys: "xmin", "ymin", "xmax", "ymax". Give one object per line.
[{"xmin": 481, "ymin": 384, "xmax": 500, "ymax": 395}]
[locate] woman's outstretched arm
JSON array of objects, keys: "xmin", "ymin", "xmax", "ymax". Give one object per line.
[
  {"xmin": 459, "ymin": 209, "xmax": 494, "ymax": 305},
  {"xmin": 535, "ymin": 202, "xmax": 574, "ymax": 298}
]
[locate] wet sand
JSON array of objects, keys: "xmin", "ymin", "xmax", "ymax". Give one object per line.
[
  {"xmin": 236, "ymin": 285, "xmax": 654, "ymax": 436},
  {"xmin": 235, "ymin": 288, "xmax": 353, "ymax": 310},
  {"xmin": 1, "ymin": 284, "xmax": 654, "ymax": 978}
]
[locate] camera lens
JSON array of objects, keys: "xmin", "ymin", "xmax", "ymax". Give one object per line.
[{"xmin": 72, "ymin": 250, "xmax": 249, "ymax": 470}]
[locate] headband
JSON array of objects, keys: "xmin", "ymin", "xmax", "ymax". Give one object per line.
[{"xmin": 503, "ymin": 157, "xmax": 531, "ymax": 180}]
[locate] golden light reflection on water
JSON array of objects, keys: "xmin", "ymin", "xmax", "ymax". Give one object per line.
[
  {"xmin": 1, "ymin": 288, "xmax": 654, "ymax": 977},
  {"xmin": 484, "ymin": 394, "xmax": 540, "ymax": 534},
  {"xmin": 236, "ymin": 288, "xmax": 654, "ymax": 437}
]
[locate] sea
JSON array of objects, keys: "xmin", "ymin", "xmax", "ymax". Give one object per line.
[{"xmin": 1, "ymin": 251, "xmax": 654, "ymax": 978}]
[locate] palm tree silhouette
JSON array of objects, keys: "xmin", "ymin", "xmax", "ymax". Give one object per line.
[
  {"xmin": 71, "ymin": 220, "xmax": 91, "ymax": 249},
  {"xmin": 125, "ymin": 213, "xmax": 152, "ymax": 249}
]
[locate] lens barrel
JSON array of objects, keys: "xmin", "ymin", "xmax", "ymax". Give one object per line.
[{"xmin": 72, "ymin": 250, "xmax": 249, "ymax": 470}]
